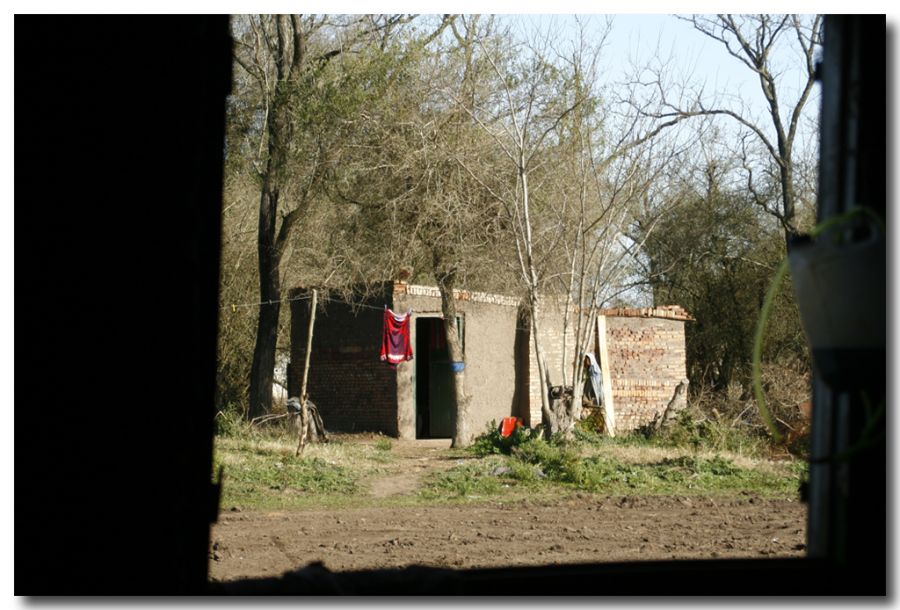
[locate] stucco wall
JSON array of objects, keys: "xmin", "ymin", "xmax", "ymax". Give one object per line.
[{"xmin": 394, "ymin": 283, "xmax": 521, "ymax": 440}]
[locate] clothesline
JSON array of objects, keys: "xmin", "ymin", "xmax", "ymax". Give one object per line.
[
  {"xmin": 221, "ymin": 292, "xmax": 401, "ymax": 313},
  {"xmin": 222, "ymin": 293, "xmax": 537, "ymax": 331}
]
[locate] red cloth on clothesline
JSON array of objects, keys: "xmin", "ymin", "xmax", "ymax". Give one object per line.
[{"xmin": 380, "ymin": 308, "xmax": 413, "ymax": 366}]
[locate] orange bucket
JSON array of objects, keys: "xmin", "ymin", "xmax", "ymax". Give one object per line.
[{"xmin": 500, "ymin": 417, "xmax": 522, "ymax": 438}]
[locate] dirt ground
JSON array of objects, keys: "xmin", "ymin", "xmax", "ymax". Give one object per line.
[{"xmin": 209, "ymin": 439, "xmax": 807, "ymax": 583}]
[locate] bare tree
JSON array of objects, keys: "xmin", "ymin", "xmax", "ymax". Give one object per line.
[
  {"xmin": 234, "ymin": 15, "xmax": 345, "ymax": 420},
  {"xmin": 445, "ymin": 20, "xmax": 590, "ymax": 427},
  {"xmin": 437, "ymin": 16, "xmax": 519, "ymax": 446},
  {"xmin": 641, "ymin": 14, "xmax": 822, "ymax": 240},
  {"xmin": 453, "ymin": 18, "xmax": 693, "ymax": 439},
  {"xmin": 557, "ymin": 137, "xmax": 691, "ymax": 437},
  {"xmin": 215, "ymin": 169, "xmax": 267, "ymax": 412}
]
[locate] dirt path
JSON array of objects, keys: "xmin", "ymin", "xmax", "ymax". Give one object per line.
[
  {"xmin": 209, "ymin": 440, "xmax": 807, "ymax": 583},
  {"xmin": 366, "ymin": 439, "xmax": 458, "ymax": 498}
]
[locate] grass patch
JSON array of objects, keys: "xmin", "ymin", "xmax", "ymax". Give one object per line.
[
  {"xmin": 467, "ymin": 427, "xmax": 806, "ymax": 499},
  {"xmin": 418, "ymin": 456, "xmax": 549, "ymax": 503},
  {"xmin": 214, "ymin": 434, "xmax": 394, "ymax": 510},
  {"xmin": 423, "ymin": 443, "xmax": 803, "ymax": 502},
  {"xmin": 574, "ymin": 414, "xmax": 773, "ymax": 460},
  {"xmin": 419, "ymin": 459, "xmax": 505, "ymax": 500},
  {"xmin": 567, "ymin": 454, "xmax": 803, "ymax": 497},
  {"xmin": 214, "ymin": 418, "xmax": 807, "ymax": 512},
  {"xmin": 374, "ymin": 437, "xmax": 393, "ymax": 452},
  {"xmin": 223, "ymin": 454, "xmax": 357, "ymax": 494}
]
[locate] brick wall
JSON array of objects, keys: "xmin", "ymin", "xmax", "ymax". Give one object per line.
[
  {"xmin": 602, "ymin": 314, "xmax": 688, "ymax": 432},
  {"xmin": 525, "ymin": 297, "xmax": 576, "ymax": 427},
  {"xmin": 288, "ymin": 285, "xmax": 399, "ymax": 435}
]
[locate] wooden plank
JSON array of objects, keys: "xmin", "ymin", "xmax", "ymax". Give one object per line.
[{"xmin": 596, "ymin": 315, "xmax": 616, "ymax": 437}]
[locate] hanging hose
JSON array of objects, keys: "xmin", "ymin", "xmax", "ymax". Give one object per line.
[{"xmin": 751, "ymin": 207, "xmax": 884, "ymax": 442}]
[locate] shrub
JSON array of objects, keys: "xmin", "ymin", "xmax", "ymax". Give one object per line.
[
  {"xmin": 637, "ymin": 411, "xmax": 771, "ymax": 458},
  {"xmin": 578, "ymin": 406, "xmax": 606, "ymax": 436},
  {"xmin": 504, "ymin": 460, "xmax": 543, "ymax": 483},
  {"xmin": 469, "ymin": 420, "xmax": 541, "ymax": 456},
  {"xmin": 573, "ymin": 422, "xmax": 609, "ymax": 446},
  {"xmin": 510, "ymin": 436, "xmax": 584, "ymax": 483}
]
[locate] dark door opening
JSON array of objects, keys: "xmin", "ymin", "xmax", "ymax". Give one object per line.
[{"xmin": 415, "ymin": 317, "xmax": 458, "ymax": 439}]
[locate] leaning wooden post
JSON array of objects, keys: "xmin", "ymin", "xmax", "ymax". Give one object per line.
[{"xmin": 296, "ymin": 289, "xmax": 317, "ymax": 456}]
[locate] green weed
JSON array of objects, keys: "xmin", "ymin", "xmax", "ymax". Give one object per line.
[
  {"xmin": 469, "ymin": 420, "xmax": 541, "ymax": 456},
  {"xmin": 214, "ymin": 408, "xmax": 251, "ymax": 437},
  {"xmin": 216, "ymin": 449, "xmax": 357, "ymax": 494},
  {"xmin": 649, "ymin": 413, "xmax": 771, "ymax": 457},
  {"xmin": 374, "ymin": 437, "xmax": 393, "ymax": 452},
  {"xmin": 419, "ymin": 460, "xmax": 505, "ymax": 500},
  {"xmin": 557, "ymin": 453, "xmax": 802, "ymax": 496}
]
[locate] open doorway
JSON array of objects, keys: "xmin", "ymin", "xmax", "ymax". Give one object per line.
[{"xmin": 415, "ymin": 317, "xmax": 463, "ymax": 439}]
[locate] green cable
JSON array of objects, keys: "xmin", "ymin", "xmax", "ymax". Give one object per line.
[
  {"xmin": 751, "ymin": 258, "xmax": 790, "ymax": 442},
  {"xmin": 751, "ymin": 207, "xmax": 884, "ymax": 442}
]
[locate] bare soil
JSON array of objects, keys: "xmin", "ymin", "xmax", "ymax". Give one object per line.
[
  {"xmin": 366, "ymin": 439, "xmax": 461, "ymax": 498},
  {"xmin": 209, "ymin": 439, "xmax": 807, "ymax": 582}
]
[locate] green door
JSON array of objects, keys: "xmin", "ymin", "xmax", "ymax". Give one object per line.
[
  {"xmin": 415, "ymin": 316, "xmax": 464, "ymax": 439},
  {"xmin": 429, "ymin": 360, "xmax": 454, "ymax": 438}
]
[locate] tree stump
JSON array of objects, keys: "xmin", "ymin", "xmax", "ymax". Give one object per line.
[
  {"xmin": 287, "ymin": 397, "xmax": 328, "ymax": 449},
  {"xmin": 646, "ymin": 378, "xmax": 689, "ymax": 434}
]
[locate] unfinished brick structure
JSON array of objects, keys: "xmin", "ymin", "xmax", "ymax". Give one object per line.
[
  {"xmin": 597, "ymin": 307, "xmax": 693, "ymax": 431},
  {"xmin": 288, "ymin": 282, "xmax": 690, "ymax": 439}
]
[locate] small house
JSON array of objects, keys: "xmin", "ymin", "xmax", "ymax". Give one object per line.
[{"xmin": 288, "ymin": 281, "xmax": 691, "ymax": 439}]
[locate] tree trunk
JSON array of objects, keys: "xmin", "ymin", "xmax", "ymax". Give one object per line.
[
  {"xmin": 248, "ymin": 300, "xmax": 280, "ymax": 420},
  {"xmin": 434, "ymin": 263, "xmax": 471, "ymax": 448},
  {"xmin": 246, "ymin": 103, "xmax": 303, "ymax": 420},
  {"xmin": 518, "ymin": 168, "xmax": 553, "ymax": 433},
  {"xmin": 543, "ymin": 373, "xmax": 575, "ymax": 440},
  {"xmin": 780, "ymin": 159, "xmax": 796, "ymax": 243},
  {"xmin": 541, "ymin": 303, "xmax": 598, "ymax": 442},
  {"xmin": 560, "ymin": 307, "xmax": 598, "ymax": 440},
  {"xmin": 530, "ymin": 295, "xmax": 555, "ymax": 439},
  {"xmin": 247, "ymin": 185, "xmax": 281, "ymax": 420},
  {"xmin": 445, "ymin": 310, "xmax": 470, "ymax": 448}
]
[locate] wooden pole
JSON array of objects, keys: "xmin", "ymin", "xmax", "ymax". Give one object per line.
[{"xmin": 296, "ymin": 289, "xmax": 317, "ymax": 456}]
